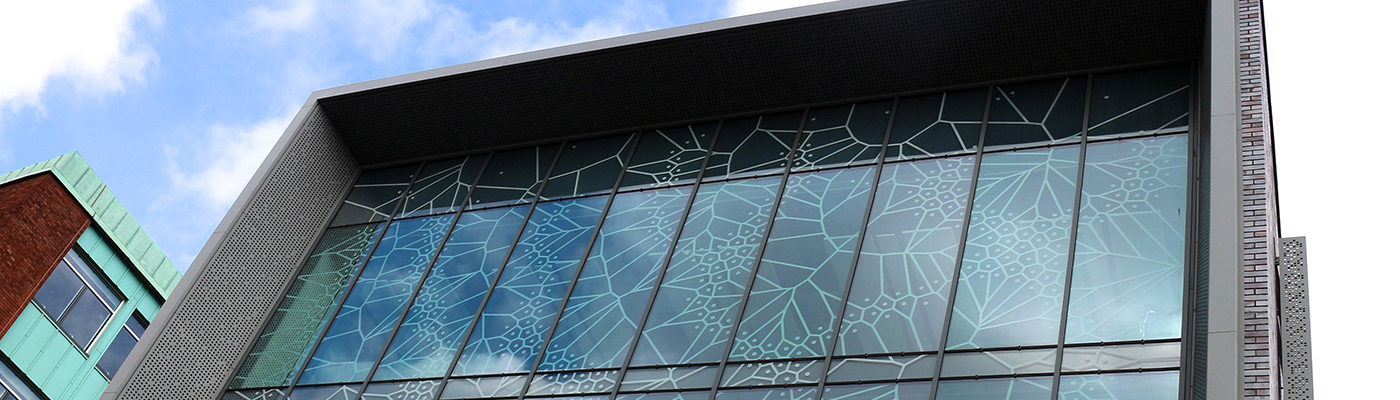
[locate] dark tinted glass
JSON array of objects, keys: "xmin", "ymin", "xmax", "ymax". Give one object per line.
[
  {"xmin": 330, "ymin": 164, "xmax": 417, "ymax": 226},
  {"xmin": 703, "ymin": 111, "xmax": 803, "ymax": 180},
  {"xmin": 34, "ymin": 262, "xmax": 83, "ymax": 317},
  {"xmin": 66, "ymin": 250, "xmax": 119, "ymax": 307},
  {"xmin": 59, "ymin": 290, "xmax": 111, "ymax": 347},
  {"xmin": 543, "ymin": 134, "xmax": 635, "ymax": 199},
  {"xmin": 125, "ymin": 317, "xmax": 146, "ymax": 337},
  {"xmin": 469, "ymin": 144, "xmax": 561, "ymax": 208},
  {"xmin": 984, "ymin": 76, "xmax": 1086, "ymax": 147},
  {"xmin": 621, "ymin": 123, "xmax": 716, "ymax": 190},
  {"xmin": 1088, "ymin": 64, "xmax": 1191, "ymax": 137},
  {"xmin": 885, "ymin": 88, "xmax": 985, "ymax": 161},
  {"xmin": 399, "ymin": 155, "xmax": 489, "ymax": 218},
  {"xmin": 792, "ymin": 101, "xmax": 892, "ymax": 171},
  {"xmin": 97, "ymin": 326, "xmax": 139, "ymax": 377}
]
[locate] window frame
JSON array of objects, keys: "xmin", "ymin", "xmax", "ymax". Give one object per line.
[{"xmin": 33, "ymin": 248, "xmax": 124, "ymax": 353}]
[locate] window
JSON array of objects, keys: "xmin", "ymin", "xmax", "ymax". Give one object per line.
[
  {"xmin": 33, "ymin": 249, "xmax": 122, "ymax": 350},
  {"xmin": 97, "ymin": 315, "xmax": 147, "ymax": 378},
  {"xmin": 0, "ymin": 359, "xmax": 38, "ymax": 400}
]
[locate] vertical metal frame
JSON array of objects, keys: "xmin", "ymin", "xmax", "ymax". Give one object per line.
[{"xmin": 1047, "ymin": 74, "xmax": 1095, "ymax": 400}]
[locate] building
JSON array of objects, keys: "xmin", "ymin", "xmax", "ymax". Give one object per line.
[
  {"xmin": 0, "ymin": 153, "xmax": 182, "ymax": 400},
  {"xmin": 106, "ymin": 0, "xmax": 1313, "ymax": 399}
]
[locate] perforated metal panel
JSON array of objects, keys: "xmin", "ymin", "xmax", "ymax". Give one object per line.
[
  {"xmin": 1277, "ymin": 237, "xmax": 1313, "ymax": 400},
  {"xmin": 114, "ymin": 106, "xmax": 359, "ymax": 400}
]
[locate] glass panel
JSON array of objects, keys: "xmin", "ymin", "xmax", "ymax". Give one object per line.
[
  {"xmin": 540, "ymin": 188, "xmax": 692, "ymax": 371},
  {"xmin": 824, "ymin": 354, "xmax": 938, "ymax": 383},
  {"xmin": 398, "ymin": 155, "xmax": 489, "ymax": 218},
  {"xmin": 1066, "ymin": 136, "xmax": 1188, "ymax": 343},
  {"xmin": 543, "ymin": 134, "xmax": 636, "ymax": 199},
  {"xmin": 714, "ymin": 387, "xmax": 817, "ymax": 400},
  {"xmin": 1060, "ymin": 342, "xmax": 1180, "ymax": 372},
  {"xmin": 331, "ymin": 164, "xmax": 417, "ymax": 226},
  {"xmin": 229, "ymin": 223, "xmax": 382, "ymax": 388},
  {"xmin": 984, "ymin": 77, "xmax": 1087, "ymax": 148},
  {"xmin": 703, "ymin": 112, "xmax": 803, "ymax": 180},
  {"xmin": 454, "ymin": 197, "xmax": 608, "ymax": 375},
  {"xmin": 526, "ymin": 370, "xmax": 620, "ymax": 396},
  {"xmin": 58, "ymin": 290, "xmax": 109, "ymax": 347},
  {"xmin": 619, "ymin": 365, "xmax": 719, "ymax": 391},
  {"xmin": 441, "ymin": 375, "xmax": 527, "ymax": 399},
  {"xmin": 33, "ymin": 261, "xmax": 83, "ymax": 317},
  {"xmin": 125, "ymin": 316, "xmax": 146, "ymax": 337},
  {"xmin": 222, "ymin": 388, "xmax": 286, "ymax": 400},
  {"xmin": 469, "ymin": 144, "xmax": 560, "ymax": 208},
  {"xmin": 286, "ymin": 384, "xmax": 358, "ymax": 400},
  {"xmin": 616, "ymin": 392, "xmax": 712, "ymax": 400},
  {"xmin": 823, "ymin": 382, "xmax": 932, "ymax": 400},
  {"xmin": 97, "ymin": 325, "xmax": 139, "ymax": 377},
  {"xmin": 1088, "ymin": 65, "xmax": 1191, "ymax": 137},
  {"xmin": 630, "ymin": 177, "xmax": 781, "ymax": 366},
  {"xmin": 934, "ymin": 377, "xmax": 1053, "ymax": 400},
  {"xmin": 720, "ymin": 360, "xmax": 822, "ymax": 387},
  {"xmin": 1057, "ymin": 371, "xmax": 1179, "ymax": 400},
  {"xmin": 947, "ymin": 147, "xmax": 1079, "ymax": 349},
  {"xmin": 65, "ymin": 250, "xmax": 120, "ymax": 307},
  {"xmin": 939, "ymin": 349, "xmax": 1057, "ymax": 378},
  {"xmin": 791, "ymin": 101, "xmax": 892, "ymax": 171},
  {"xmin": 374, "ymin": 206, "xmax": 530, "ymax": 381},
  {"xmin": 622, "ymin": 123, "xmax": 716, "ymax": 189},
  {"xmin": 838, "ymin": 156, "xmax": 974, "ymax": 355},
  {"xmin": 885, "ymin": 88, "xmax": 985, "ymax": 161},
  {"xmin": 730, "ymin": 167, "xmax": 875, "ymax": 361},
  {"xmin": 360, "ymin": 380, "xmax": 440, "ymax": 400},
  {"xmin": 299, "ymin": 215, "xmax": 455, "ymax": 384}
]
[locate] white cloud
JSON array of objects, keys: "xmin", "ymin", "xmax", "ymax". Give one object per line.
[
  {"xmin": 0, "ymin": 0, "xmax": 158, "ymax": 114},
  {"xmin": 164, "ymin": 111, "xmax": 291, "ymax": 209},
  {"xmin": 725, "ymin": 0, "xmax": 838, "ymax": 17}
]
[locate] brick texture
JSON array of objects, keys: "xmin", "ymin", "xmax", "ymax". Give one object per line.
[
  {"xmin": 1238, "ymin": 0, "xmax": 1281, "ymax": 399},
  {"xmin": 0, "ymin": 173, "xmax": 91, "ymax": 333}
]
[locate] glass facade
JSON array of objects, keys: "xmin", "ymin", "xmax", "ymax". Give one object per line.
[{"xmin": 226, "ymin": 65, "xmax": 1192, "ymax": 400}]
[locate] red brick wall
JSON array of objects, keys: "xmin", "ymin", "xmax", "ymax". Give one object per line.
[
  {"xmin": 0, "ymin": 173, "xmax": 90, "ymax": 334},
  {"xmin": 1238, "ymin": 0, "xmax": 1282, "ymax": 398}
]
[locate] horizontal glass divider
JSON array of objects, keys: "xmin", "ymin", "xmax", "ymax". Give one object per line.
[
  {"xmin": 934, "ymin": 371, "xmax": 1058, "ymax": 381},
  {"xmin": 817, "ymin": 377, "xmax": 934, "ymax": 386},
  {"xmin": 829, "ymin": 350, "xmax": 942, "ymax": 359},
  {"xmin": 615, "ymin": 388, "xmax": 716, "ymax": 395},
  {"xmin": 621, "ymin": 362, "xmax": 722, "ymax": 370},
  {"xmin": 714, "ymin": 382, "xmax": 822, "ymax": 390},
  {"xmin": 1056, "ymin": 366, "xmax": 1180, "ymax": 377},
  {"xmin": 525, "ymin": 366, "xmax": 623, "ymax": 375},
  {"xmin": 1084, "ymin": 127, "xmax": 1189, "ymax": 142},
  {"xmin": 943, "ymin": 344, "xmax": 1059, "ymax": 354},
  {"xmin": 449, "ymin": 372, "xmax": 533, "ymax": 379},
  {"xmin": 935, "ymin": 366, "xmax": 1180, "ymax": 382},
  {"xmin": 721, "ymin": 356, "xmax": 829, "ymax": 364},
  {"xmin": 1062, "ymin": 338, "xmax": 1182, "ymax": 348}
]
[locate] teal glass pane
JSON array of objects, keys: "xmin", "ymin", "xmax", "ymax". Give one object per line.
[
  {"xmin": 791, "ymin": 101, "xmax": 892, "ymax": 171},
  {"xmin": 230, "ymin": 223, "xmax": 381, "ymax": 389},
  {"xmin": 469, "ymin": 144, "xmax": 560, "ymax": 208},
  {"xmin": 299, "ymin": 215, "xmax": 455, "ymax": 384},
  {"xmin": 703, "ymin": 112, "xmax": 803, "ymax": 180},
  {"xmin": 715, "ymin": 387, "xmax": 818, "ymax": 400},
  {"xmin": 398, "ymin": 155, "xmax": 488, "ymax": 218},
  {"xmin": 984, "ymin": 76, "xmax": 1086, "ymax": 148},
  {"xmin": 373, "ymin": 206, "xmax": 530, "ymax": 381},
  {"xmin": 1088, "ymin": 65, "xmax": 1191, "ymax": 137},
  {"xmin": 1065, "ymin": 135, "xmax": 1188, "ymax": 343},
  {"xmin": 540, "ymin": 188, "xmax": 692, "ymax": 370},
  {"xmin": 935, "ymin": 377, "xmax": 1053, "ymax": 400},
  {"xmin": 331, "ymin": 165, "xmax": 417, "ymax": 226},
  {"xmin": 621, "ymin": 123, "xmax": 716, "ymax": 190},
  {"xmin": 1057, "ymin": 371, "xmax": 1179, "ymax": 400},
  {"xmin": 453, "ymin": 197, "xmax": 608, "ymax": 375},
  {"xmin": 543, "ymin": 134, "xmax": 635, "ymax": 200},
  {"xmin": 884, "ymin": 88, "xmax": 985, "ymax": 161},
  {"xmin": 947, "ymin": 146, "xmax": 1079, "ymax": 349},
  {"xmin": 730, "ymin": 166, "xmax": 875, "ymax": 361},
  {"xmin": 630, "ymin": 176, "xmax": 781, "ymax": 366},
  {"xmin": 838, "ymin": 156, "xmax": 974, "ymax": 354},
  {"xmin": 823, "ymin": 382, "xmax": 932, "ymax": 400}
]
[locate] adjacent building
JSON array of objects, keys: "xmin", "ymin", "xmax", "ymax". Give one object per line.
[
  {"xmin": 106, "ymin": 0, "xmax": 1312, "ymax": 399},
  {"xmin": 0, "ymin": 153, "xmax": 182, "ymax": 400}
]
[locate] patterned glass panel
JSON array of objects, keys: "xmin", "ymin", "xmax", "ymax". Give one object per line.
[
  {"xmin": 939, "ymin": 349, "xmax": 1057, "ymax": 377},
  {"xmin": 454, "ymin": 197, "xmax": 608, "ymax": 375},
  {"xmin": 360, "ymin": 380, "xmax": 440, "ymax": 400},
  {"xmin": 1060, "ymin": 342, "xmax": 1181, "ymax": 372},
  {"xmin": 703, "ymin": 112, "xmax": 803, "ymax": 180},
  {"xmin": 330, "ymin": 165, "xmax": 416, "ymax": 226},
  {"xmin": 1065, "ymin": 136, "xmax": 1188, "ymax": 343},
  {"xmin": 984, "ymin": 77, "xmax": 1087, "ymax": 148},
  {"xmin": 373, "ymin": 206, "xmax": 530, "ymax": 381},
  {"xmin": 540, "ymin": 188, "xmax": 691, "ymax": 370},
  {"xmin": 229, "ymin": 224, "xmax": 381, "ymax": 388},
  {"xmin": 619, "ymin": 365, "xmax": 720, "ymax": 391},
  {"xmin": 824, "ymin": 354, "xmax": 938, "ymax": 383},
  {"xmin": 616, "ymin": 392, "xmax": 712, "ymax": 400},
  {"xmin": 222, "ymin": 388, "xmax": 286, "ymax": 400},
  {"xmin": 884, "ymin": 88, "xmax": 985, "ymax": 161},
  {"xmin": 622, "ymin": 123, "xmax": 716, "ymax": 189},
  {"xmin": 299, "ymin": 215, "xmax": 455, "ymax": 384},
  {"xmin": 947, "ymin": 147, "xmax": 1079, "ymax": 349},
  {"xmin": 823, "ymin": 382, "xmax": 932, "ymax": 400},
  {"xmin": 630, "ymin": 177, "xmax": 781, "ymax": 366},
  {"xmin": 440, "ymin": 375, "xmax": 527, "ymax": 399},
  {"xmin": 838, "ymin": 156, "xmax": 973, "ymax": 354},
  {"xmin": 1057, "ymin": 371, "xmax": 1179, "ymax": 400},
  {"xmin": 469, "ymin": 144, "xmax": 560, "ymax": 208},
  {"xmin": 544, "ymin": 134, "xmax": 635, "ymax": 199},
  {"xmin": 934, "ymin": 377, "xmax": 1053, "ymax": 400},
  {"xmin": 1088, "ymin": 65, "xmax": 1190, "ymax": 137},
  {"xmin": 720, "ymin": 360, "xmax": 823, "ymax": 387},
  {"xmin": 398, "ymin": 156, "xmax": 488, "ymax": 218},
  {"xmin": 730, "ymin": 167, "xmax": 875, "ymax": 361},
  {"xmin": 286, "ymin": 384, "xmax": 359, "ymax": 400},
  {"xmin": 714, "ymin": 387, "xmax": 818, "ymax": 400},
  {"xmin": 526, "ymin": 370, "xmax": 620, "ymax": 395},
  {"xmin": 791, "ymin": 101, "xmax": 892, "ymax": 171}
]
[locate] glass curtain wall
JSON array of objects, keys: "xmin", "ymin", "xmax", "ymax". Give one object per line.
[{"xmin": 223, "ymin": 64, "xmax": 1192, "ymax": 400}]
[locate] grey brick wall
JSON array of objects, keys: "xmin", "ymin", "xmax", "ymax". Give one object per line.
[{"xmin": 1237, "ymin": 0, "xmax": 1282, "ymax": 399}]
